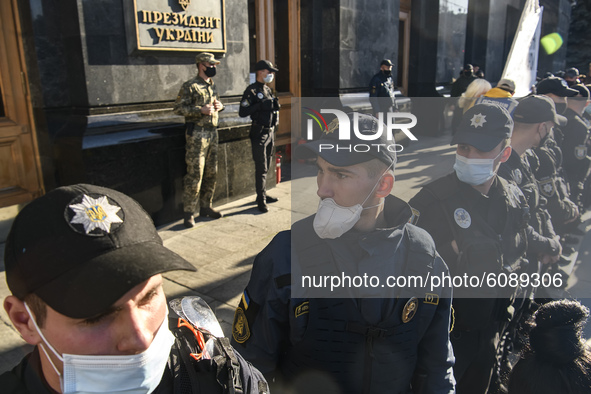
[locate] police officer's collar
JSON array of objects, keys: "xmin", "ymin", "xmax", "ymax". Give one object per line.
[
  {"xmin": 455, "ymin": 171, "xmax": 502, "ymax": 199},
  {"xmin": 339, "ymin": 195, "xmax": 412, "ymax": 238},
  {"xmin": 380, "ymin": 195, "xmax": 413, "ymax": 229}
]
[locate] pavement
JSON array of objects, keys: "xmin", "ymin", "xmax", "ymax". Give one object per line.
[{"xmin": 1, "ymin": 131, "xmax": 591, "ymax": 374}]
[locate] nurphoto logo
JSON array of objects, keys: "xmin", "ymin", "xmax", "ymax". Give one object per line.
[{"xmin": 303, "ymin": 108, "xmax": 418, "ymax": 154}]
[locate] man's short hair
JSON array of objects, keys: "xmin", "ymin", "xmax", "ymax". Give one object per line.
[
  {"xmin": 24, "ymin": 293, "xmax": 47, "ymax": 328},
  {"xmin": 360, "ymin": 158, "xmax": 391, "ymax": 179}
]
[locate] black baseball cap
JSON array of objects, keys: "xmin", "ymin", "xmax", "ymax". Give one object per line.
[
  {"xmin": 536, "ymin": 77, "xmax": 578, "ymax": 97},
  {"xmin": 570, "ymin": 84, "xmax": 590, "ymax": 100},
  {"xmin": 451, "ymin": 103, "xmax": 513, "ymax": 152},
  {"xmin": 381, "ymin": 59, "xmax": 393, "ymax": 67},
  {"xmin": 565, "ymin": 67, "xmax": 580, "ymax": 78},
  {"xmin": 513, "ymin": 95, "xmax": 567, "ymax": 126},
  {"xmin": 295, "ymin": 113, "xmax": 396, "ymax": 167},
  {"xmin": 255, "ymin": 60, "xmax": 278, "ymax": 72},
  {"xmin": 4, "ymin": 184, "xmax": 196, "ymax": 319}
]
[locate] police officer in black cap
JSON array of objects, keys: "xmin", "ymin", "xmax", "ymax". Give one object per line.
[
  {"xmin": 369, "ymin": 59, "xmax": 398, "ymax": 115},
  {"xmin": 499, "ymin": 95, "xmax": 564, "ymax": 267},
  {"xmin": 561, "ymin": 84, "xmax": 591, "ymax": 209},
  {"xmin": 0, "ymin": 184, "xmax": 268, "ymax": 394},
  {"xmin": 450, "ymin": 64, "xmax": 476, "ymax": 98},
  {"xmin": 409, "ymin": 103, "xmax": 530, "ymax": 394},
  {"xmin": 532, "ymin": 77, "xmax": 580, "ymax": 235},
  {"xmin": 239, "ymin": 60, "xmax": 280, "ymax": 213},
  {"xmin": 564, "ymin": 67, "xmax": 581, "ymax": 87},
  {"xmin": 231, "ymin": 112, "xmax": 455, "ymax": 393}
]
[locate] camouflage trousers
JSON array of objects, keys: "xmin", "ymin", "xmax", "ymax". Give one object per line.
[{"xmin": 183, "ymin": 125, "xmax": 218, "ymax": 213}]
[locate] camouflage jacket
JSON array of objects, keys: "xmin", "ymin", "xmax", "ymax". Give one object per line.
[{"xmin": 173, "ymin": 75, "xmax": 222, "ymax": 127}]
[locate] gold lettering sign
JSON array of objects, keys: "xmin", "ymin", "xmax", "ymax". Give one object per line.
[{"xmin": 132, "ymin": 0, "xmax": 226, "ymax": 52}]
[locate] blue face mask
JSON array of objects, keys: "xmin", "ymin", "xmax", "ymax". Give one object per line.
[
  {"xmin": 453, "ymin": 149, "xmax": 504, "ymax": 186},
  {"xmin": 25, "ymin": 303, "xmax": 174, "ymax": 394}
]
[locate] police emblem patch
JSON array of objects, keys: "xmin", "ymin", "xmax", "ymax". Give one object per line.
[
  {"xmin": 257, "ymin": 92, "xmax": 264, "ymax": 99},
  {"xmin": 513, "ymin": 168, "xmax": 523, "ymax": 184},
  {"xmin": 402, "ymin": 297, "xmax": 419, "ymax": 323},
  {"xmin": 575, "ymin": 145, "xmax": 587, "ymax": 160},
  {"xmin": 539, "ymin": 178, "xmax": 556, "ymax": 198},
  {"xmin": 240, "ymin": 100, "xmax": 250, "ymax": 107},
  {"xmin": 470, "ymin": 113, "xmax": 487, "ymax": 128},
  {"xmin": 66, "ymin": 194, "xmax": 124, "ymax": 236},
  {"xmin": 454, "ymin": 208, "xmax": 471, "ymax": 229},
  {"xmin": 232, "ymin": 307, "xmax": 250, "ymax": 344}
]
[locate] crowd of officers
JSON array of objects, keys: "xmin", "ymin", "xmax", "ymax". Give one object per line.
[
  {"xmin": 424, "ymin": 71, "xmax": 591, "ymax": 393},
  {"xmin": 229, "ymin": 71, "xmax": 591, "ymax": 393}
]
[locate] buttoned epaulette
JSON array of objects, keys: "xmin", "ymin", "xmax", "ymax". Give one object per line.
[{"xmin": 404, "ymin": 224, "xmax": 437, "ymax": 260}]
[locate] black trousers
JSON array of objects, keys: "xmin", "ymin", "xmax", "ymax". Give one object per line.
[
  {"xmin": 451, "ymin": 322, "xmax": 503, "ymax": 394},
  {"xmin": 250, "ymin": 124, "xmax": 275, "ymax": 202}
]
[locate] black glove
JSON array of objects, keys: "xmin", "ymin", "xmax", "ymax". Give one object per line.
[{"xmin": 273, "ymin": 98, "xmax": 281, "ymax": 110}]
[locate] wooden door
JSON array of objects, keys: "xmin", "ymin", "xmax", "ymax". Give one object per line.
[
  {"xmin": 252, "ymin": 0, "xmax": 300, "ymax": 146},
  {"xmin": 0, "ymin": 0, "xmax": 43, "ymax": 207},
  {"xmin": 398, "ymin": 0, "xmax": 411, "ymax": 96}
]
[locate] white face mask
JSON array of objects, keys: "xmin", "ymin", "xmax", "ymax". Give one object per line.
[
  {"xmin": 25, "ymin": 302, "xmax": 174, "ymax": 394},
  {"xmin": 313, "ymin": 162, "xmax": 393, "ymax": 239},
  {"xmin": 453, "ymin": 149, "xmax": 504, "ymax": 186},
  {"xmin": 263, "ymin": 73, "xmax": 274, "ymax": 83}
]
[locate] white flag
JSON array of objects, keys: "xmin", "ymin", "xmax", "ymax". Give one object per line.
[{"xmin": 501, "ymin": 0, "xmax": 543, "ymax": 97}]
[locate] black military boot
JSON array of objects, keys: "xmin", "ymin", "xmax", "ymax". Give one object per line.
[
  {"xmin": 183, "ymin": 213, "xmax": 195, "ymax": 228},
  {"xmin": 255, "ymin": 195, "xmax": 268, "ymax": 213},
  {"xmin": 200, "ymin": 207, "xmax": 223, "ymax": 219}
]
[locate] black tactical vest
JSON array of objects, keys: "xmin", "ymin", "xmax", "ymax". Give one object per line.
[{"xmin": 281, "ymin": 218, "xmax": 443, "ymax": 394}]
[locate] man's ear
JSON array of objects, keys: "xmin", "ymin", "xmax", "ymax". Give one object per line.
[
  {"xmin": 499, "ymin": 145, "xmax": 512, "ymax": 163},
  {"xmin": 375, "ymin": 173, "xmax": 394, "ymax": 198},
  {"xmin": 4, "ymin": 296, "xmax": 42, "ymax": 346}
]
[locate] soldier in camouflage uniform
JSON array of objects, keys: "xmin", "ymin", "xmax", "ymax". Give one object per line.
[{"xmin": 174, "ymin": 52, "xmax": 224, "ymax": 227}]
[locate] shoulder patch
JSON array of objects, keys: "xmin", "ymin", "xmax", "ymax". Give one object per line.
[
  {"xmin": 232, "ymin": 307, "xmax": 250, "ymax": 344},
  {"xmin": 241, "ymin": 99, "xmax": 250, "ymax": 107},
  {"xmin": 538, "ymin": 178, "xmax": 556, "ymax": 198},
  {"xmin": 513, "ymin": 168, "xmax": 523, "ymax": 184},
  {"xmin": 539, "ymin": 177, "xmax": 556, "ymax": 196},
  {"xmin": 232, "ymin": 290, "xmax": 259, "ymax": 345},
  {"xmin": 575, "ymin": 145, "xmax": 587, "ymax": 160}
]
